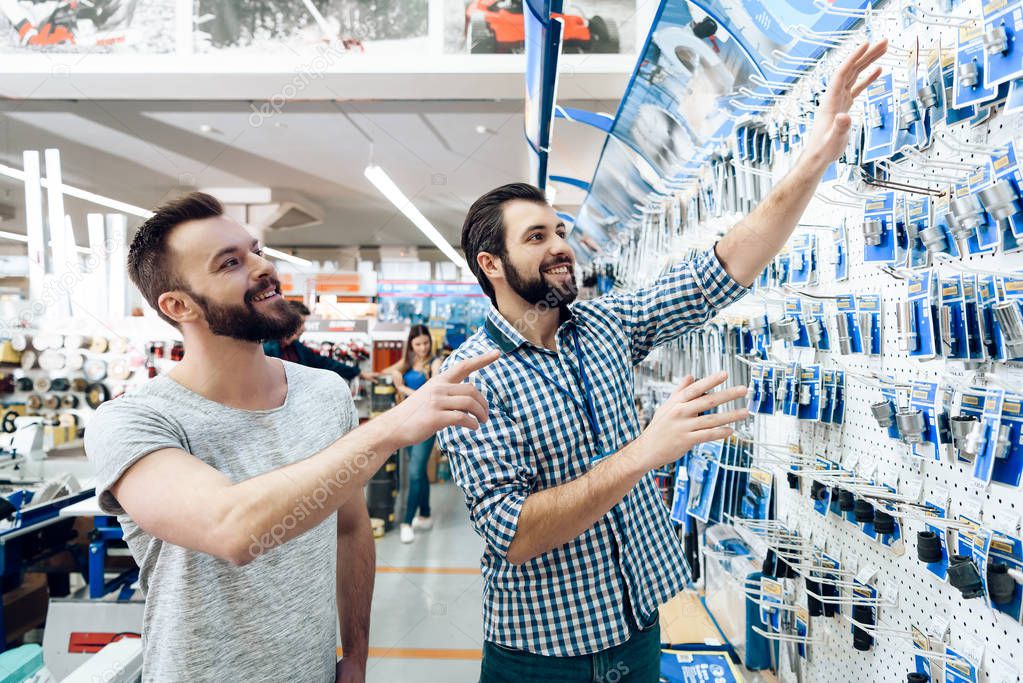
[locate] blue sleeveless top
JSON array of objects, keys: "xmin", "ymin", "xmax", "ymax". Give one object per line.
[{"xmin": 403, "ymin": 368, "xmax": 429, "ymax": 391}]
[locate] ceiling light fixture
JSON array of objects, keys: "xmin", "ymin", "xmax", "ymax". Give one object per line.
[
  {"xmin": 0, "ymin": 161, "xmax": 312, "ymax": 268},
  {"xmin": 262, "ymin": 246, "xmax": 313, "ymax": 267},
  {"xmin": 363, "ymin": 164, "xmax": 469, "ymax": 272}
]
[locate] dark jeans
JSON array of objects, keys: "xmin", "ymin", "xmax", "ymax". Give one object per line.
[
  {"xmin": 480, "ymin": 620, "xmax": 661, "ymax": 683},
  {"xmin": 402, "ymin": 436, "xmax": 435, "ymax": 525}
]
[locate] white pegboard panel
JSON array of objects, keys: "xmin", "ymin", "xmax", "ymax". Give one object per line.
[{"xmin": 625, "ymin": 1, "xmax": 1023, "ymax": 681}]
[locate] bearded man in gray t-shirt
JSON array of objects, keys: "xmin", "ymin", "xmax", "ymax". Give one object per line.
[{"xmin": 85, "ymin": 192, "xmax": 497, "ymax": 682}]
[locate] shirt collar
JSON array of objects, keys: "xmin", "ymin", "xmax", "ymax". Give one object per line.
[{"xmin": 484, "ymin": 305, "xmax": 579, "ymax": 353}]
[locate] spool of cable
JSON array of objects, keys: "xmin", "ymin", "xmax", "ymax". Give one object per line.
[
  {"xmin": 854, "ymin": 499, "xmax": 875, "ymax": 524},
  {"xmin": 917, "ymin": 531, "xmax": 943, "ymax": 563},
  {"xmin": 948, "ymin": 555, "xmax": 985, "ymax": 599},
  {"xmin": 987, "ymin": 562, "xmax": 1016, "ymax": 605},
  {"xmin": 873, "ymin": 509, "xmax": 896, "ymax": 535},
  {"xmin": 838, "ymin": 489, "xmax": 856, "ymax": 512}
]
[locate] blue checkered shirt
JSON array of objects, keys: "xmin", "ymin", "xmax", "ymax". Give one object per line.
[{"xmin": 437, "ymin": 248, "xmax": 747, "ymax": 657}]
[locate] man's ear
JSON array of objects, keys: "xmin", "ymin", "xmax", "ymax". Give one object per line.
[
  {"xmin": 158, "ymin": 291, "xmax": 201, "ymax": 326},
  {"xmin": 477, "ymin": 252, "xmax": 503, "ymax": 280}
]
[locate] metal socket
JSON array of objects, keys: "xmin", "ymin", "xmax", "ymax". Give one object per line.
[
  {"xmin": 899, "ymin": 98, "xmax": 920, "ymax": 130},
  {"xmin": 918, "ymin": 83, "xmax": 938, "ymax": 109},
  {"xmin": 834, "ymin": 313, "xmax": 852, "ymax": 355},
  {"xmin": 790, "ymin": 250, "xmax": 804, "ymax": 272},
  {"xmin": 979, "ymin": 179, "xmax": 1021, "ymax": 221},
  {"xmin": 775, "ymin": 316, "xmax": 800, "ymax": 343},
  {"xmin": 897, "ymin": 300, "xmax": 918, "ymax": 352},
  {"xmin": 896, "ymin": 408, "xmax": 926, "ymax": 444},
  {"xmin": 950, "ymin": 194, "xmax": 985, "ymax": 232},
  {"xmin": 951, "ymin": 415, "xmax": 978, "ymax": 449},
  {"xmin": 860, "ymin": 312, "xmax": 875, "ymax": 355},
  {"xmin": 867, "ymin": 103, "xmax": 884, "ymax": 129},
  {"xmin": 959, "ymin": 59, "xmax": 980, "ymax": 88},
  {"xmin": 871, "ymin": 400, "xmax": 896, "ymax": 428},
  {"xmin": 994, "ymin": 424, "xmax": 1013, "ymax": 460},
  {"xmin": 993, "ymin": 301, "xmax": 1023, "ymax": 357},
  {"xmin": 919, "ymin": 224, "xmax": 947, "ymax": 254},
  {"xmin": 805, "ymin": 317, "xmax": 824, "ymax": 348},
  {"xmin": 752, "ymin": 314, "xmax": 769, "ymax": 335},
  {"xmin": 905, "ymin": 220, "xmax": 920, "ymax": 242},
  {"xmin": 963, "ymin": 420, "xmax": 986, "ymax": 460},
  {"xmin": 863, "ymin": 218, "xmax": 884, "ymax": 246},
  {"xmin": 986, "ymin": 24, "xmax": 1009, "ymax": 55},
  {"xmin": 798, "ymin": 383, "xmax": 812, "ymax": 406}
]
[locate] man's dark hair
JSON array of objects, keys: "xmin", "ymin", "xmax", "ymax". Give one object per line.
[
  {"xmin": 461, "ymin": 183, "xmax": 547, "ymax": 306},
  {"xmin": 127, "ymin": 192, "xmax": 223, "ymax": 328},
  {"xmin": 288, "ymin": 301, "xmax": 311, "ymax": 316}
]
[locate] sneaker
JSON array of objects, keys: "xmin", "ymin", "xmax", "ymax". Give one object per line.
[
  {"xmin": 399, "ymin": 523, "xmax": 415, "ymax": 544},
  {"xmin": 412, "ymin": 516, "xmax": 433, "ymax": 531}
]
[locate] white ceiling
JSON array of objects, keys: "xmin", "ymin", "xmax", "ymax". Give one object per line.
[{"xmin": 0, "ymin": 98, "xmax": 618, "ymax": 250}]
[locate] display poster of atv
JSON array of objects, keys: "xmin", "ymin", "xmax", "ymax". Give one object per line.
[{"xmin": 465, "ymin": 0, "xmax": 619, "ymax": 54}]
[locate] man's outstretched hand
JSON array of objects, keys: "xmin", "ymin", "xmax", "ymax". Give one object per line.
[{"xmin": 805, "ymin": 40, "xmax": 889, "ymax": 165}]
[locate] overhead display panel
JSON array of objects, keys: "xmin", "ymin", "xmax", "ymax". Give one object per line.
[{"xmin": 571, "ymin": 0, "xmax": 875, "ymax": 254}]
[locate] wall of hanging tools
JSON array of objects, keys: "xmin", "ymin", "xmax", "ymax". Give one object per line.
[{"xmin": 581, "ymin": 0, "xmax": 1023, "ymax": 681}]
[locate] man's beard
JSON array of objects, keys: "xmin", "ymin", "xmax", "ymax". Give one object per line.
[
  {"xmin": 504, "ymin": 256, "xmax": 578, "ymax": 307},
  {"xmin": 186, "ymin": 280, "xmax": 302, "ymax": 343}
]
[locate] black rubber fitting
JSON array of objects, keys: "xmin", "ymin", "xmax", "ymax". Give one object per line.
[
  {"xmin": 838, "ymin": 489, "xmax": 856, "ymax": 512},
  {"xmin": 805, "ymin": 578, "xmax": 823, "ymax": 617},
  {"xmin": 916, "ymin": 531, "xmax": 943, "ymax": 564},
  {"xmin": 948, "ymin": 554, "xmax": 985, "ymax": 599},
  {"xmin": 786, "ymin": 471, "xmax": 800, "ymax": 489},
  {"xmin": 987, "ymin": 562, "xmax": 1016, "ymax": 605},
  {"xmin": 907, "ymin": 674, "xmax": 929, "ymax": 683},
  {"xmin": 821, "ymin": 582, "xmax": 838, "ymax": 617},
  {"xmin": 854, "ymin": 499, "xmax": 875, "ymax": 523},
  {"xmin": 851, "ymin": 603, "xmax": 874, "ymax": 651},
  {"xmin": 810, "ymin": 480, "xmax": 828, "ymax": 502},
  {"xmin": 873, "ymin": 509, "xmax": 896, "ymax": 534}
]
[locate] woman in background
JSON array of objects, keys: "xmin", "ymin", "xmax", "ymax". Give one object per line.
[{"xmin": 390, "ymin": 325, "xmax": 443, "ymax": 544}]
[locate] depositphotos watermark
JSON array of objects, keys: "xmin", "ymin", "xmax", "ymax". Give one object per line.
[
  {"xmin": 246, "ymin": 449, "xmax": 374, "ymax": 559},
  {"xmin": 248, "ymin": 42, "xmax": 350, "ymax": 128}
]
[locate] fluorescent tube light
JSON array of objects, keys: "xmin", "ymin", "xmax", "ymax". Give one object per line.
[
  {"xmin": 363, "ymin": 164, "xmax": 470, "ymax": 272},
  {"xmin": 262, "ymin": 246, "xmax": 313, "ymax": 267}
]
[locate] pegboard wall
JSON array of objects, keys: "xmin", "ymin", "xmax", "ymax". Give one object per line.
[{"xmin": 622, "ymin": 1, "xmax": 1023, "ymax": 681}]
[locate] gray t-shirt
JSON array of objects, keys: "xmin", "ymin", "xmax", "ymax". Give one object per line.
[{"xmin": 85, "ymin": 360, "xmax": 357, "ymax": 682}]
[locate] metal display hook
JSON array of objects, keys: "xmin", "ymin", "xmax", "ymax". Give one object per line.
[
  {"xmin": 814, "ymin": 191, "xmax": 862, "ymax": 208},
  {"xmin": 751, "ymin": 623, "xmax": 828, "ymax": 645},
  {"xmin": 803, "ymin": 581, "xmax": 897, "ymax": 607},
  {"xmin": 901, "ymin": 1, "xmax": 975, "ymax": 27}
]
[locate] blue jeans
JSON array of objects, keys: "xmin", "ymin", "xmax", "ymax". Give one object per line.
[
  {"xmin": 479, "ymin": 620, "xmax": 661, "ymax": 683},
  {"xmin": 403, "ymin": 436, "xmax": 435, "ymax": 525}
]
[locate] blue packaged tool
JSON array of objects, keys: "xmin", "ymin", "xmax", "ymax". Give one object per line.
[
  {"xmin": 857, "ymin": 294, "xmax": 884, "ymax": 357},
  {"xmin": 864, "ymin": 74, "xmax": 898, "ymax": 162},
  {"xmin": 797, "ymin": 365, "xmax": 822, "ymax": 422},
  {"xmin": 987, "ymin": 528, "xmax": 1023, "ymax": 620},
  {"xmin": 906, "ymin": 272, "xmax": 938, "ymax": 360},
  {"xmin": 983, "ymin": 0, "xmax": 1023, "ymax": 88},
  {"xmin": 992, "ymin": 392, "xmax": 1023, "ymax": 487},
  {"xmin": 956, "ymin": 20, "xmax": 1001, "ymax": 108},
  {"xmin": 974, "ymin": 388, "xmax": 1005, "ymax": 484},
  {"xmin": 939, "ymin": 275, "xmax": 968, "ymax": 359},
  {"xmin": 863, "ymin": 192, "xmax": 897, "ymax": 264}
]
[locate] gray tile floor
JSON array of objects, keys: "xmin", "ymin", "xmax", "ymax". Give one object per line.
[{"xmin": 367, "ymin": 482, "xmax": 486, "ymax": 683}]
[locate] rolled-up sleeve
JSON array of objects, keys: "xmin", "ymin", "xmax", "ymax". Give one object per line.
[
  {"xmin": 608, "ymin": 246, "xmax": 748, "ymax": 364},
  {"xmin": 437, "ymin": 379, "xmax": 534, "ymax": 559}
]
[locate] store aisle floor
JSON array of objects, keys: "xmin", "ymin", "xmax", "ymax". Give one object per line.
[{"xmin": 366, "ymin": 482, "xmax": 485, "ymax": 683}]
